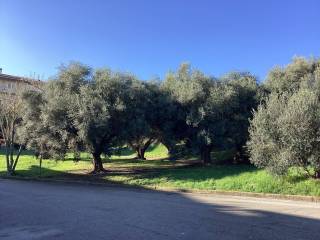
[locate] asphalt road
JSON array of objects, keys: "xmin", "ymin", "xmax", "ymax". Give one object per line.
[{"xmin": 0, "ymin": 179, "xmax": 319, "ymax": 240}]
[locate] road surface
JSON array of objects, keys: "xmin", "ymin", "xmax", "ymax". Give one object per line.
[{"xmin": 0, "ymin": 179, "xmax": 319, "ymax": 240}]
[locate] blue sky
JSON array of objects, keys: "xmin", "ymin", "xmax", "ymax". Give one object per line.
[{"xmin": 0, "ymin": 0, "xmax": 319, "ymax": 81}]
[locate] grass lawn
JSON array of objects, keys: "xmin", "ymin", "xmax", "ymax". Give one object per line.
[{"xmin": 1, "ymin": 143, "xmax": 320, "ymax": 197}]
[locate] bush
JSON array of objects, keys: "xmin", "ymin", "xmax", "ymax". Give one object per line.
[{"xmin": 248, "ymin": 89, "xmax": 320, "ymax": 178}]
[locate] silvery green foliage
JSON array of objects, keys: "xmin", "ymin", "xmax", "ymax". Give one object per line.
[
  {"xmin": 279, "ymin": 90, "xmax": 320, "ymax": 173},
  {"xmin": 164, "ymin": 64, "xmax": 261, "ymax": 164},
  {"xmin": 20, "ymin": 62, "xmax": 90, "ymax": 159},
  {"xmin": 43, "ymin": 63, "xmax": 90, "ymax": 158},
  {"xmin": 248, "ymin": 64, "xmax": 320, "ymax": 177},
  {"xmin": 221, "ymin": 72, "xmax": 262, "ymax": 162},
  {"xmin": 122, "ymin": 81, "xmax": 155, "ymax": 159},
  {"xmin": 124, "ymin": 80, "xmax": 181, "ymax": 159},
  {"xmin": 248, "ymin": 93, "xmax": 292, "ymax": 175},
  {"xmin": 163, "ymin": 63, "xmax": 242, "ymax": 163},
  {"xmin": 19, "ymin": 90, "xmax": 51, "ymax": 158},
  {"xmin": 265, "ymin": 57, "xmax": 320, "ymax": 94},
  {"xmin": 74, "ymin": 69, "xmax": 138, "ymax": 155}
]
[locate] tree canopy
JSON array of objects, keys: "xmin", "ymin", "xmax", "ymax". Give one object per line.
[
  {"xmin": 4, "ymin": 56, "xmax": 320, "ymax": 179},
  {"xmin": 248, "ymin": 57, "xmax": 320, "ymax": 178}
]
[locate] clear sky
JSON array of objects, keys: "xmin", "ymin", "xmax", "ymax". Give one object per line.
[{"xmin": 1, "ymin": 0, "xmax": 319, "ymax": 81}]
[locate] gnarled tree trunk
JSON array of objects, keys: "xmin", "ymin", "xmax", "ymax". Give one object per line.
[
  {"xmin": 131, "ymin": 137, "xmax": 155, "ymax": 160},
  {"xmin": 5, "ymin": 144, "xmax": 23, "ymax": 176},
  {"xmin": 91, "ymin": 151, "xmax": 105, "ymax": 173},
  {"xmin": 137, "ymin": 147, "xmax": 146, "ymax": 160},
  {"xmin": 163, "ymin": 142, "xmax": 175, "ymax": 161},
  {"xmin": 201, "ymin": 146, "xmax": 212, "ymax": 165}
]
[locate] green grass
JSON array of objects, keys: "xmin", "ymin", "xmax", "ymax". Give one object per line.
[
  {"xmin": 1, "ymin": 144, "xmax": 319, "ymax": 196},
  {"xmin": 104, "ymin": 165, "xmax": 320, "ymax": 196}
]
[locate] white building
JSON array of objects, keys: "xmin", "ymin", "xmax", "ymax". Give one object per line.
[{"xmin": 0, "ymin": 68, "xmax": 43, "ymax": 93}]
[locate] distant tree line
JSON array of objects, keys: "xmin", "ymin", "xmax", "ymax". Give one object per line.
[{"xmin": 1, "ymin": 57, "xmax": 320, "ymax": 178}]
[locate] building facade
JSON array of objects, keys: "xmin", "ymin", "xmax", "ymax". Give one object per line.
[
  {"xmin": 0, "ymin": 70, "xmax": 44, "ymax": 146},
  {"xmin": 0, "ymin": 70, "xmax": 43, "ymax": 93}
]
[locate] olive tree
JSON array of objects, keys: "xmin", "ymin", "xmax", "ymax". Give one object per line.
[
  {"xmin": 19, "ymin": 90, "xmax": 47, "ymax": 161},
  {"xmin": 149, "ymin": 82, "xmax": 186, "ymax": 160},
  {"xmin": 18, "ymin": 63, "xmax": 91, "ymax": 170},
  {"xmin": 248, "ymin": 89, "xmax": 320, "ymax": 178},
  {"xmin": 221, "ymin": 72, "xmax": 262, "ymax": 163},
  {"xmin": 248, "ymin": 57, "xmax": 320, "ymax": 178},
  {"xmin": 74, "ymin": 69, "xmax": 140, "ymax": 172},
  {"xmin": 126, "ymin": 80, "xmax": 186, "ymax": 160},
  {"xmin": 34, "ymin": 63, "xmax": 90, "ymax": 160},
  {"xmin": 124, "ymin": 81, "xmax": 156, "ymax": 160},
  {"xmin": 164, "ymin": 63, "xmax": 238, "ymax": 164},
  {"xmin": 265, "ymin": 57, "xmax": 320, "ymax": 94}
]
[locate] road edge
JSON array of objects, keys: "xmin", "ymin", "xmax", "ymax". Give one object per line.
[{"xmin": 1, "ymin": 175, "xmax": 319, "ymax": 203}]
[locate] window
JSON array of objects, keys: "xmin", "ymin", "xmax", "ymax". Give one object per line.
[{"xmin": 7, "ymin": 82, "xmax": 15, "ymax": 89}]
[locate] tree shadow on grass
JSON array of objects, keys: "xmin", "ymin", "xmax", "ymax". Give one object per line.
[
  {"xmin": 0, "ymin": 165, "xmax": 159, "ymax": 190},
  {"xmin": 0, "ymin": 159, "xmax": 257, "ymax": 188},
  {"xmin": 0, "ymin": 161, "xmax": 256, "ymax": 183},
  {"xmin": 285, "ymin": 174, "xmax": 310, "ymax": 183},
  {"xmin": 0, "ymin": 160, "xmax": 258, "ymax": 183},
  {"xmin": 104, "ymin": 157, "xmax": 173, "ymax": 166},
  {"xmin": 130, "ymin": 164, "xmax": 259, "ymax": 182},
  {"xmin": 0, "ymin": 165, "xmax": 71, "ymax": 179},
  {"xmin": 3, "ymin": 160, "xmax": 319, "ymax": 198}
]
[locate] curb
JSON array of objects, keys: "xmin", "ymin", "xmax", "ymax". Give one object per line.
[{"xmin": 1, "ymin": 175, "xmax": 319, "ymax": 203}]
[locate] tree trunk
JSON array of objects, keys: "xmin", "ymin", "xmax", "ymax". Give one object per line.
[
  {"xmin": 5, "ymin": 144, "xmax": 22, "ymax": 176},
  {"xmin": 73, "ymin": 151, "xmax": 81, "ymax": 162},
  {"xmin": 5, "ymin": 145, "xmax": 10, "ymax": 173},
  {"xmin": 135, "ymin": 138, "xmax": 154, "ymax": 160},
  {"xmin": 137, "ymin": 148, "xmax": 146, "ymax": 160},
  {"xmin": 233, "ymin": 146, "xmax": 250, "ymax": 164},
  {"xmin": 7, "ymin": 168, "xmax": 15, "ymax": 176},
  {"xmin": 91, "ymin": 151, "xmax": 106, "ymax": 173},
  {"xmin": 39, "ymin": 156, "xmax": 43, "ymax": 177},
  {"xmin": 167, "ymin": 148, "xmax": 175, "ymax": 161},
  {"xmin": 201, "ymin": 146, "xmax": 212, "ymax": 165},
  {"xmin": 161, "ymin": 141, "xmax": 176, "ymax": 161},
  {"xmin": 12, "ymin": 145, "xmax": 22, "ymax": 171}
]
